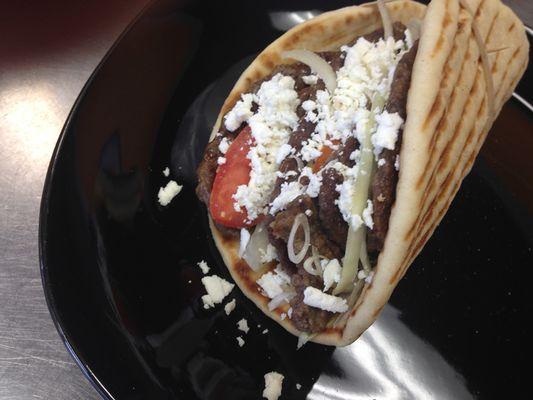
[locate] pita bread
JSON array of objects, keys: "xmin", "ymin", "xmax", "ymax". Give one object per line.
[{"xmin": 207, "ymin": 0, "xmax": 529, "ymax": 346}]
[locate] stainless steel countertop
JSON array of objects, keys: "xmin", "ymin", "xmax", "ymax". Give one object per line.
[
  {"xmin": 0, "ymin": 0, "xmax": 530, "ymax": 399},
  {"xmin": 0, "ymin": 1, "xmax": 147, "ymax": 398}
]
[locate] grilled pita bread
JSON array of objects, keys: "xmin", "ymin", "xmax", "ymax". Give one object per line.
[{"xmin": 207, "ymin": 0, "xmax": 529, "ymax": 346}]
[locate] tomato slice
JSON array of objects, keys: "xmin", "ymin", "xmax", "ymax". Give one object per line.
[
  {"xmin": 209, "ymin": 126, "xmax": 255, "ymax": 228},
  {"xmin": 312, "ymin": 139, "xmax": 340, "ymax": 173}
]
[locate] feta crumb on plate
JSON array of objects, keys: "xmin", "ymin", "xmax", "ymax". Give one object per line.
[
  {"xmin": 237, "ymin": 318, "xmax": 250, "ymax": 333},
  {"xmin": 296, "ymin": 383, "xmax": 302, "ymax": 390},
  {"xmin": 197, "ymin": 260, "xmax": 210, "ymax": 274},
  {"xmin": 263, "ymin": 371, "xmax": 284, "ymax": 400},
  {"xmin": 262, "ymin": 329, "xmax": 269, "ymax": 334},
  {"xmin": 157, "ymin": 180, "xmax": 182, "ymax": 206},
  {"xmin": 224, "ymin": 299, "xmax": 236, "ymax": 315},
  {"xmin": 201, "ymin": 275, "xmax": 234, "ymax": 309},
  {"xmin": 162, "ymin": 167, "xmax": 170, "ymax": 177},
  {"xmin": 236, "ymin": 336, "xmax": 245, "ymax": 347}
]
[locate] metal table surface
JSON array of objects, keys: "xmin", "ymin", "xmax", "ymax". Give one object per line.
[{"xmin": 0, "ymin": 1, "xmax": 530, "ymax": 399}]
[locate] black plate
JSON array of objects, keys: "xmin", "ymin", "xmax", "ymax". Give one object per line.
[{"xmin": 39, "ymin": 1, "xmax": 533, "ymax": 399}]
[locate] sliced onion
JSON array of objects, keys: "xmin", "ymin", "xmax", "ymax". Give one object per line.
[
  {"xmin": 359, "ymin": 230, "xmax": 372, "ymax": 274},
  {"xmin": 289, "ymin": 155, "xmax": 304, "ymax": 170},
  {"xmin": 334, "ymin": 101, "xmax": 378, "ymax": 294},
  {"xmin": 377, "ymin": 0, "xmax": 393, "ymax": 40},
  {"xmin": 303, "ymin": 246, "xmax": 326, "ymax": 276},
  {"xmin": 282, "ymin": 49, "xmax": 337, "ymax": 93},
  {"xmin": 297, "ymin": 333, "xmax": 314, "ymax": 350},
  {"xmin": 268, "ymin": 291, "xmax": 295, "ymax": 311},
  {"xmin": 287, "ymin": 214, "xmax": 310, "ymax": 264},
  {"xmin": 330, "ymin": 279, "xmax": 365, "ymax": 328},
  {"xmin": 407, "ymin": 18, "xmax": 421, "ymax": 42},
  {"xmin": 243, "ymin": 223, "xmax": 270, "ymax": 271}
]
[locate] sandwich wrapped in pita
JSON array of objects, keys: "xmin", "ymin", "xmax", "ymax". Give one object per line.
[{"xmin": 195, "ymin": 0, "xmax": 529, "ymax": 346}]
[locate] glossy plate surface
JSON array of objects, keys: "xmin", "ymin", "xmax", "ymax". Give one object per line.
[{"xmin": 40, "ymin": 1, "xmax": 533, "ymax": 399}]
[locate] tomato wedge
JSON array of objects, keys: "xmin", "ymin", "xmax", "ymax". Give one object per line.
[{"xmin": 210, "ymin": 126, "xmax": 255, "ymax": 228}]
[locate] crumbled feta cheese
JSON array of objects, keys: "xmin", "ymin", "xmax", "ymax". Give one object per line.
[
  {"xmin": 263, "ymin": 372, "xmax": 284, "ymax": 400},
  {"xmin": 256, "ymin": 268, "xmax": 291, "ymax": 299},
  {"xmin": 357, "ymin": 269, "xmax": 368, "ymax": 280},
  {"xmin": 296, "ymin": 383, "xmax": 302, "ymax": 390},
  {"xmin": 237, "ymin": 318, "xmax": 250, "ymax": 333},
  {"xmin": 201, "ymin": 275, "xmax": 235, "ymax": 309},
  {"xmin": 276, "ymin": 170, "xmax": 297, "ymax": 179},
  {"xmin": 224, "ymin": 299, "xmax": 236, "ymax": 315},
  {"xmin": 197, "ymin": 260, "xmax": 210, "ymax": 274},
  {"xmin": 299, "ymin": 35, "xmax": 408, "ymax": 225},
  {"xmin": 322, "ymin": 259, "xmax": 341, "ymax": 292},
  {"xmin": 236, "ymin": 336, "xmax": 245, "ymax": 347},
  {"xmin": 302, "ymin": 100, "xmax": 317, "ymax": 112},
  {"xmin": 302, "ymin": 74, "xmax": 319, "ymax": 85},
  {"xmin": 269, "ymin": 181, "xmax": 304, "ymax": 214},
  {"xmin": 275, "ymin": 143, "xmax": 293, "ymax": 164},
  {"xmin": 224, "ymin": 93, "xmax": 255, "ymax": 131},
  {"xmin": 287, "ymin": 307, "xmax": 293, "ymax": 319},
  {"xmin": 306, "ymin": 35, "xmax": 408, "ymax": 156},
  {"xmin": 372, "ymin": 111, "xmax": 403, "ymax": 156},
  {"xmin": 259, "ymin": 244, "xmax": 279, "ymax": 263},
  {"xmin": 231, "ymin": 74, "xmax": 300, "ymax": 221},
  {"xmin": 337, "ymin": 178, "xmax": 365, "ymax": 229},
  {"xmin": 365, "ymin": 271, "xmax": 375, "ymax": 284},
  {"xmin": 217, "ymin": 157, "xmax": 226, "ymax": 165},
  {"xmin": 300, "ymin": 166, "xmax": 322, "ymax": 197},
  {"xmin": 239, "ymin": 228, "xmax": 251, "ymax": 257},
  {"xmin": 270, "ymin": 166, "xmax": 322, "ymax": 214},
  {"xmin": 305, "ymin": 209, "xmax": 312, "ymax": 216},
  {"xmin": 279, "ymin": 313, "xmax": 286, "ymax": 320},
  {"xmin": 395, "ymin": 154, "xmax": 400, "ymax": 171},
  {"xmin": 350, "ymin": 149, "xmax": 361, "ymax": 162},
  {"xmin": 300, "ymin": 137, "xmax": 323, "ymax": 162},
  {"xmin": 405, "ymin": 28, "xmax": 414, "ymax": 49},
  {"xmin": 162, "ymin": 167, "xmax": 170, "ymax": 177},
  {"xmin": 362, "ymin": 200, "xmax": 374, "ymax": 229},
  {"xmin": 262, "ymin": 329, "xmax": 269, "ymax": 334},
  {"xmin": 377, "ymin": 158, "xmax": 386, "ymax": 167},
  {"xmin": 303, "ymin": 287, "xmax": 348, "ymax": 313},
  {"xmin": 218, "ymin": 137, "xmax": 231, "ymax": 154},
  {"xmin": 157, "ymin": 180, "xmax": 182, "ymax": 206}
]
